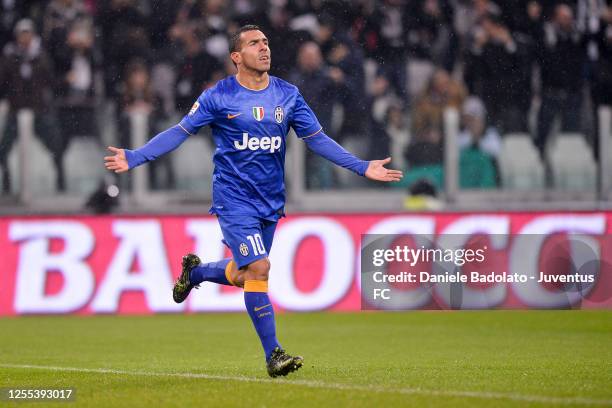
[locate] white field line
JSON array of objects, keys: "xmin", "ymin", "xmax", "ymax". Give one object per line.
[{"xmin": 1, "ymin": 363, "xmax": 611, "ymax": 406}]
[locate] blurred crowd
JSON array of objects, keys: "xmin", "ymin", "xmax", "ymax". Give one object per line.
[{"xmin": 0, "ymin": 0, "xmax": 611, "ymax": 192}]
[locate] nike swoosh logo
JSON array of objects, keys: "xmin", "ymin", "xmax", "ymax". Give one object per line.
[
  {"xmin": 254, "ymin": 303, "xmax": 271, "ymax": 312},
  {"xmin": 227, "ymin": 113, "xmax": 242, "ymax": 119}
]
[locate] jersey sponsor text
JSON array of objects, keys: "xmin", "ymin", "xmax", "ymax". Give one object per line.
[{"xmin": 234, "ymin": 133, "xmax": 282, "ymax": 153}]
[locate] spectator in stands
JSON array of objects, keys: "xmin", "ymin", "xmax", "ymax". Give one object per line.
[
  {"xmin": 464, "ymin": 13, "xmax": 533, "ymax": 133},
  {"xmin": 43, "ymin": 0, "xmax": 90, "ymax": 42},
  {"xmin": 48, "ymin": 18, "xmax": 98, "ymax": 143},
  {"xmin": 197, "ymin": 0, "xmax": 230, "ymax": 62},
  {"xmin": 0, "ymin": 19, "xmax": 63, "ymax": 192},
  {"xmin": 98, "ymin": 0, "xmax": 150, "ymax": 98},
  {"xmin": 458, "ymin": 96, "xmax": 501, "ymax": 158},
  {"xmin": 368, "ymin": 73, "xmax": 395, "ymax": 125},
  {"xmin": 385, "ymin": 103, "xmax": 411, "ymax": 172},
  {"xmin": 289, "ymin": 42, "xmax": 336, "ymax": 136},
  {"xmin": 230, "ymin": 0, "xmax": 263, "ymax": 23},
  {"xmin": 289, "ymin": 41, "xmax": 338, "ymax": 189},
  {"xmin": 118, "ymin": 60, "xmax": 156, "ymax": 125},
  {"xmin": 405, "ymin": 68, "xmax": 466, "ymax": 191},
  {"xmin": 535, "ymin": 3, "xmax": 587, "ymax": 156},
  {"xmin": 319, "ymin": 25, "xmax": 368, "ymax": 146},
  {"xmin": 0, "ymin": 1, "xmax": 28, "ymax": 55},
  {"xmin": 406, "ymin": 0, "xmax": 456, "ymax": 71},
  {"xmin": 357, "ymin": 0, "xmax": 409, "ymax": 101},
  {"xmin": 173, "ymin": 22, "xmax": 223, "ymax": 113},
  {"xmin": 366, "ymin": 74, "xmax": 394, "ymax": 169},
  {"xmin": 536, "ymin": 0, "xmax": 580, "ymax": 21},
  {"xmin": 454, "ymin": 0, "xmax": 502, "ymax": 43},
  {"xmin": 148, "ymin": 0, "xmax": 183, "ymax": 58},
  {"xmin": 577, "ymin": 0, "xmax": 609, "ymax": 36},
  {"xmin": 118, "ymin": 59, "xmax": 175, "ymax": 189},
  {"xmin": 458, "ymin": 96, "xmax": 499, "ymax": 188},
  {"xmin": 500, "ymin": 0, "xmax": 544, "ymax": 36},
  {"xmin": 412, "ymin": 68, "xmax": 467, "ymax": 137},
  {"xmin": 258, "ymin": 6, "xmax": 302, "ymax": 79}
]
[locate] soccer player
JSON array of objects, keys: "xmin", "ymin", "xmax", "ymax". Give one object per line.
[{"xmin": 104, "ymin": 25, "xmax": 402, "ymax": 377}]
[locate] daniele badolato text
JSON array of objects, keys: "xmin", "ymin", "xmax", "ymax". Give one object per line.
[
  {"xmin": 366, "ymin": 245, "xmax": 595, "ymax": 284},
  {"xmin": 370, "ymin": 270, "xmax": 594, "ymax": 284}
]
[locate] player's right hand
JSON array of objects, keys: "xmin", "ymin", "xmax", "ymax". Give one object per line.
[
  {"xmin": 365, "ymin": 157, "xmax": 403, "ymax": 182},
  {"xmin": 104, "ymin": 146, "xmax": 129, "ymax": 173}
]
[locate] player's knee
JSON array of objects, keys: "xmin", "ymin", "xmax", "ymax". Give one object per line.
[{"xmin": 246, "ymin": 258, "xmax": 270, "ymax": 281}]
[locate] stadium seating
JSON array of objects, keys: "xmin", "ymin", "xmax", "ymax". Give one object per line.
[
  {"xmin": 546, "ymin": 133, "xmax": 596, "ymax": 191},
  {"xmin": 64, "ymin": 137, "xmax": 107, "ymax": 194},
  {"xmin": 172, "ymin": 135, "xmax": 213, "ymax": 191},
  {"xmin": 498, "ymin": 133, "xmax": 545, "ymax": 190},
  {"xmin": 5, "ymin": 137, "xmax": 57, "ymax": 197}
]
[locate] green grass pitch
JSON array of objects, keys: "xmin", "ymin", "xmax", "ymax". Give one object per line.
[{"xmin": 0, "ymin": 311, "xmax": 611, "ymax": 407}]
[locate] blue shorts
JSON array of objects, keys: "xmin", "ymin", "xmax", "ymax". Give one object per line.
[{"xmin": 217, "ymin": 215, "xmax": 278, "ymax": 269}]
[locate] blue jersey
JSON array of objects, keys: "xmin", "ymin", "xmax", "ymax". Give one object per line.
[{"xmin": 179, "ymin": 75, "xmax": 321, "ymax": 220}]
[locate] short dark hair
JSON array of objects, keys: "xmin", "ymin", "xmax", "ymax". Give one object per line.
[{"xmin": 229, "ymin": 24, "xmax": 261, "ymax": 53}]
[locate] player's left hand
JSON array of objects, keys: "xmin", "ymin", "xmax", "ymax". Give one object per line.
[{"xmin": 365, "ymin": 157, "xmax": 403, "ymax": 182}]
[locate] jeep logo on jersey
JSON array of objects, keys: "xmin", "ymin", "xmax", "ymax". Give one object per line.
[
  {"xmin": 234, "ymin": 133, "xmax": 282, "ymax": 153},
  {"xmin": 274, "ymin": 106, "xmax": 283, "ymax": 123},
  {"xmin": 252, "ymin": 107, "xmax": 264, "ymax": 121}
]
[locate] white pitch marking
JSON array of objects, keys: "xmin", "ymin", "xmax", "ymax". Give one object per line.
[{"xmin": 1, "ymin": 363, "xmax": 611, "ymax": 406}]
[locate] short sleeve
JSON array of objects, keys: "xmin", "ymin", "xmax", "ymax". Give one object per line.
[
  {"xmin": 179, "ymin": 89, "xmax": 216, "ymax": 135},
  {"xmin": 291, "ymin": 92, "xmax": 323, "ymax": 139}
]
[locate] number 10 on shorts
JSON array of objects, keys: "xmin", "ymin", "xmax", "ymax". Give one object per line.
[{"xmin": 247, "ymin": 234, "xmax": 266, "ymax": 256}]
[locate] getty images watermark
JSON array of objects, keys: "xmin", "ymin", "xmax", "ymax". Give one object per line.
[{"xmin": 361, "ymin": 234, "xmax": 611, "ymax": 310}]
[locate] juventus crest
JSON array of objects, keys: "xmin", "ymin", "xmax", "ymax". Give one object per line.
[{"xmin": 274, "ymin": 106, "xmax": 284, "ymax": 123}]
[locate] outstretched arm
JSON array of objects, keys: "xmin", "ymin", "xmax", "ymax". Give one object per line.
[
  {"xmin": 303, "ymin": 132, "xmax": 402, "ymax": 182},
  {"xmin": 104, "ymin": 124, "xmax": 190, "ymax": 173}
]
